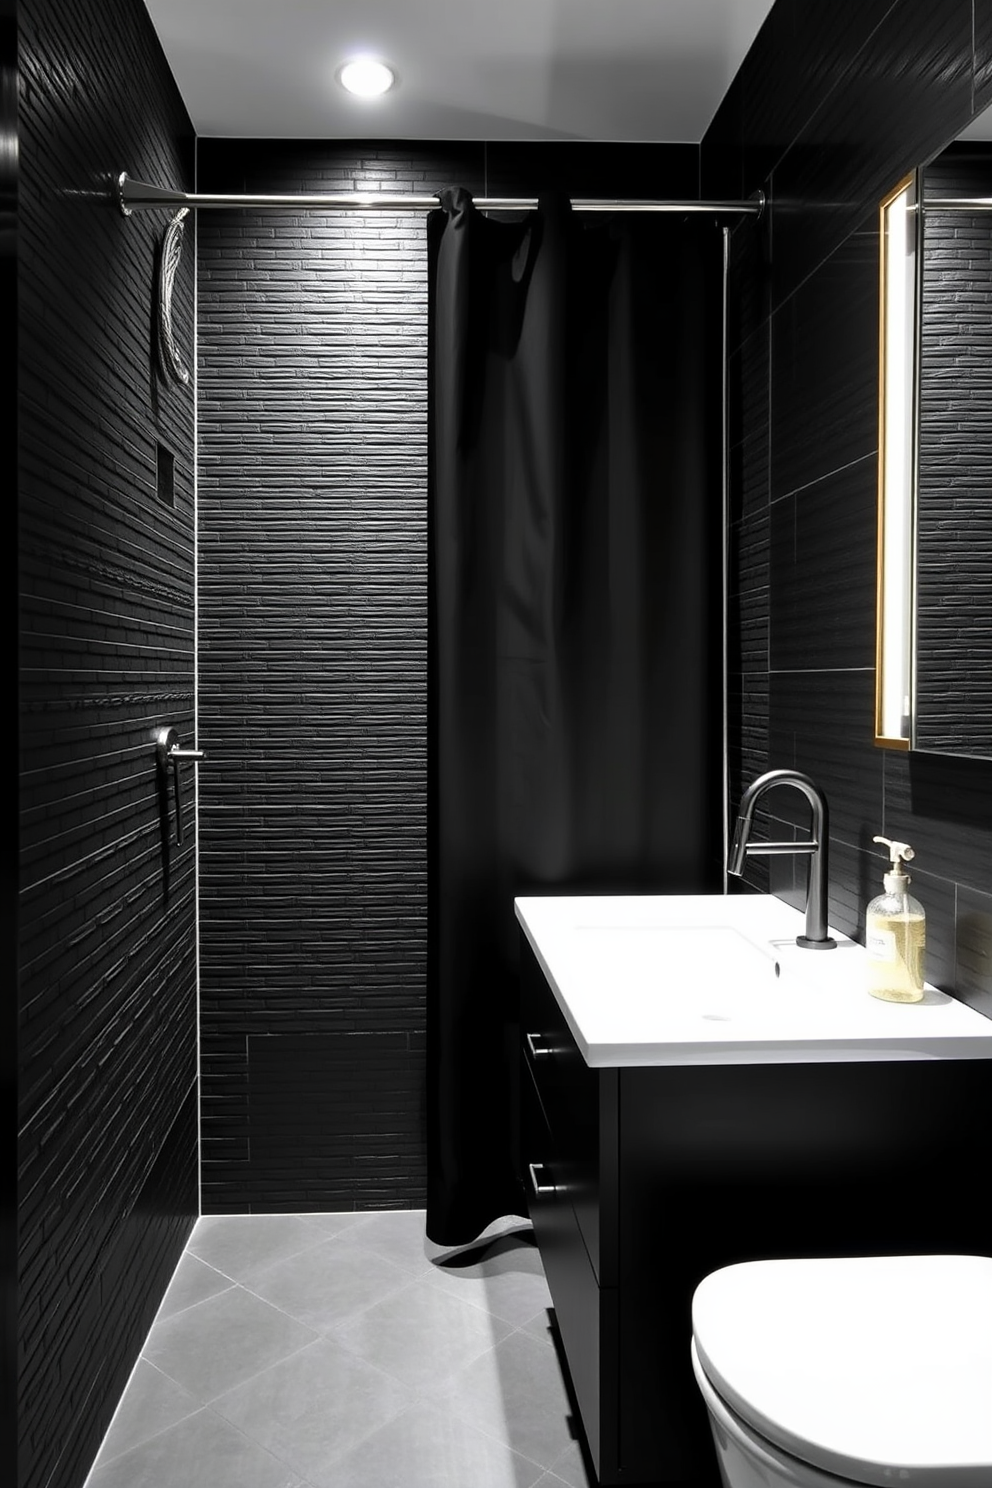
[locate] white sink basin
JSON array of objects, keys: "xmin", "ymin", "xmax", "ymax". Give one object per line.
[{"xmin": 514, "ymin": 894, "xmax": 992, "ymax": 1067}]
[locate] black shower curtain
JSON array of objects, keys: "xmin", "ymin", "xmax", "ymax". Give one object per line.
[{"xmin": 427, "ymin": 188, "xmax": 725, "ymax": 1245}]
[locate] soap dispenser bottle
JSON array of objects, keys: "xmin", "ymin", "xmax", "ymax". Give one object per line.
[{"xmin": 866, "ymin": 835, "xmax": 926, "ymax": 1002}]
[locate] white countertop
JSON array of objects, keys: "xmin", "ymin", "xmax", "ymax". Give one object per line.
[{"xmin": 514, "ymin": 893, "xmax": 992, "ymax": 1067}]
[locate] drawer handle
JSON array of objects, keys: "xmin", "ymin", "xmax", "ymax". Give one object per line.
[
  {"xmin": 528, "ymin": 1162, "xmax": 556, "ymax": 1196},
  {"xmin": 525, "ymin": 1032, "xmax": 552, "ymax": 1061}
]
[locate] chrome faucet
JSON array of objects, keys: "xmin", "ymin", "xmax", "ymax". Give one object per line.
[{"xmin": 728, "ymin": 769, "xmax": 836, "ymax": 949}]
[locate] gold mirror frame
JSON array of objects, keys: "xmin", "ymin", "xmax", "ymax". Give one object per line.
[{"xmin": 875, "ymin": 170, "xmax": 919, "ymax": 749}]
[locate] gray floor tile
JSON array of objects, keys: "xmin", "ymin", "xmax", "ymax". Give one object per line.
[
  {"xmin": 334, "ymin": 1274, "xmax": 513, "ymax": 1391},
  {"xmin": 85, "ymin": 1407, "xmax": 306, "ymax": 1488},
  {"xmin": 142, "ymin": 1285, "xmax": 318, "ymax": 1404},
  {"xmin": 431, "ymin": 1328, "xmax": 578, "ymax": 1470},
  {"xmin": 546, "ymin": 1438, "xmax": 597, "ymax": 1488},
  {"xmin": 296, "ymin": 1210, "xmax": 374, "ymax": 1238},
  {"xmin": 92, "ymin": 1361, "xmax": 199, "ymax": 1468},
  {"xmin": 337, "ymin": 1209, "xmax": 436, "ymax": 1275},
  {"xmin": 155, "ymin": 1252, "xmax": 234, "ymax": 1322},
  {"xmin": 244, "ymin": 1236, "xmax": 413, "ymax": 1331},
  {"xmin": 212, "ymin": 1335, "xmax": 414, "ymax": 1487},
  {"xmin": 427, "ymin": 1230, "xmax": 554, "ymax": 1328},
  {"xmin": 520, "ymin": 1307, "xmax": 557, "ymax": 1348},
  {"xmin": 89, "ymin": 1214, "xmax": 577, "ymax": 1488},
  {"xmin": 188, "ymin": 1214, "xmax": 327, "ymax": 1283},
  {"xmin": 327, "ymin": 1402, "xmax": 546, "ymax": 1488}
]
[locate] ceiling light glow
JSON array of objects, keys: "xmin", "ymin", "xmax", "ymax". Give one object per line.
[{"xmin": 338, "ymin": 58, "xmax": 395, "ymax": 98}]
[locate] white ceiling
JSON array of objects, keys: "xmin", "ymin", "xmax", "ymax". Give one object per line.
[{"xmin": 141, "ymin": 0, "xmax": 776, "ymax": 142}]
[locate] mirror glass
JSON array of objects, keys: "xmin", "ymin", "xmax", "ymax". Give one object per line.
[{"xmin": 876, "ymin": 104, "xmax": 992, "ymax": 759}]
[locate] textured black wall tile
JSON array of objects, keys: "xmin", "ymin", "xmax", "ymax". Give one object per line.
[
  {"xmin": 881, "ymin": 750, "xmax": 992, "ymax": 887},
  {"xmin": 728, "ymin": 326, "xmax": 770, "ymax": 529},
  {"xmin": 728, "ymin": 320, "xmax": 769, "ymax": 476},
  {"xmin": 18, "ymin": 2, "xmax": 198, "ymax": 1485},
  {"xmin": 769, "ymin": 232, "xmax": 878, "ymax": 499},
  {"xmin": 196, "ymin": 143, "xmax": 435, "ymax": 1212},
  {"xmin": 769, "ymin": 670, "xmax": 885, "ymax": 847},
  {"xmin": 248, "ymin": 1033, "xmax": 427, "ymax": 1209},
  {"xmin": 956, "ymin": 886, "xmax": 992, "ymax": 1013},
  {"xmin": 726, "ymin": 215, "xmax": 771, "ymax": 359},
  {"xmin": 483, "ymin": 141, "xmax": 698, "ymax": 200},
  {"xmin": 739, "ymin": 0, "xmax": 900, "ymax": 198},
  {"xmin": 975, "ymin": 0, "xmax": 992, "ymax": 109},
  {"xmin": 770, "ymin": 0, "xmax": 972, "ymax": 308},
  {"xmin": 915, "ymin": 147, "xmax": 992, "ymax": 757},
  {"xmin": 769, "ymin": 457, "xmax": 877, "ymax": 672},
  {"xmin": 699, "ymin": 74, "xmax": 743, "ymax": 201}
]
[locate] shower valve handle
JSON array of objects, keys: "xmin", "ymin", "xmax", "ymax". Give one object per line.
[{"xmin": 155, "ymin": 727, "xmax": 205, "ymax": 845}]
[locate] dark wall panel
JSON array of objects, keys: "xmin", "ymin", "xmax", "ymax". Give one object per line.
[
  {"xmin": 704, "ymin": 0, "xmax": 992, "ymax": 1019},
  {"xmin": 916, "ymin": 146, "xmax": 992, "ymax": 758},
  {"xmin": 18, "ymin": 1, "xmax": 198, "ymax": 1485},
  {"xmin": 195, "ymin": 139, "xmax": 700, "ymax": 1212}
]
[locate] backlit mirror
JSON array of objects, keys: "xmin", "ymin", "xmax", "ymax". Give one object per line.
[{"xmin": 876, "ymin": 107, "xmax": 992, "ymax": 759}]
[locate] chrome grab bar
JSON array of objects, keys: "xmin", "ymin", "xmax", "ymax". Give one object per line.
[
  {"xmin": 155, "ymin": 727, "xmax": 205, "ymax": 845},
  {"xmin": 528, "ymin": 1162, "xmax": 556, "ymax": 1197},
  {"xmin": 525, "ymin": 1032, "xmax": 552, "ymax": 1061}
]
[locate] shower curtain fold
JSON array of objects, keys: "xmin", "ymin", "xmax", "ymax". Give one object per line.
[{"xmin": 427, "ymin": 189, "xmax": 724, "ymax": 1246}]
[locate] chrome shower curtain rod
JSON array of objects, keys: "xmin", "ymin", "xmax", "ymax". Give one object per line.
[
  {"xmin": 920, "ymin": 196, "xmax": 992, "ymax": 211},
  {"xmin": 117, "ymin": 172, "xmax": 765, "ymax": 218}
]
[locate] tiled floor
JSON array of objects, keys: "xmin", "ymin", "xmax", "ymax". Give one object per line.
[{"xmin": 85, "ymin": 1211, "xmax": 598, "ymax": 1488}]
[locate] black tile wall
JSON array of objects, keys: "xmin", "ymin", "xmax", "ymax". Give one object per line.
[
  {"xmin": 769, "ymin": 230, "xmax": 878, "ymax": 499},
  {"xmin": 976, "ymin": 0, "xmax": 992, "ymax": 108},
  {"xmin": 915, "ymin": 146, "xmax": 992, "ymax": 758},
  {"xmin": 18, "ymin": 1, "xmax": 197, "ymax": 1486},
  {"xmin": 705, "ymin": 0, "xmax": 992, "ymax": 1011},
  {"xmin": 769, "ymin": 0, "xmax": 972, "ymax": 307},
  {"xmin": 195, "ymin": 139, "xmax": 703, "ymax": 1212},
  {"xmin": 739, "ymin": 0, "xmax": 900, "ymax": 198}
]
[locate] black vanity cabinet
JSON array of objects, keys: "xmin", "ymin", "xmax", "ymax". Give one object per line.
[{"xmin": 520, "ymin": 935, "xmax": 991, "ymax": 1487}]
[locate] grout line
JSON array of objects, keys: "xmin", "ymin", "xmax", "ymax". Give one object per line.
[{"xmin": 768, "ymin": 448, "xmax": 876, "ymax": 505}]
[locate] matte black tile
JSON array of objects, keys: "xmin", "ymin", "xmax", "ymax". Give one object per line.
[
  {"xmin": 824, "ymin": 836, "xmax": 879, "ymax": 941},
  {"xmin": 956, "ymin": 885, "xmax": 992, "ymax": 1013},
  {"xmin": 728, "ymin": 575, "xmax": 769, "ymax": 678},
  {"xmin": 914, "ymin": 155, "xmax": 992, "ymax": 760},
  {"xmin": 198, "ymin": 139, "xmax": 488, "ymax": 198},
  {"xmin": 741, "ymin": 0, "xmax": 901, "ymax": 196},
  {"xmin": 482, "ymin": 142, "xmax": 698, "ymax": 201},
  {"xmin": 818, "ymin": 842, "xmax": 957, "ymax": 984},
  {"xmin": 770, "ymin": 0, "xmax": 973, "ymax": 307},
  {"xmin": 769, "ymin": 457, "xmax": 877, "ymax": 672},
  {"xmin": 728, "ymin": 321, "xmax": 769, "ymax": 465},
  {"xmin": 727, "ymin": 671, "xmax": 770, "ymax": 874},
  {"xmin": 770, "ymin": 232, "xmax": 878, "ymax": 499},
  {"xmin": 882, "ymin": 749, "xmax": 992, "ymax": 887},
  {"xmin": 700, "ymin": 74, "xmax": 743, "ymax": 200},
  {"xmin": 769, "ymin": 670, "xmax": 885, "ymax": 846},
  {"xmin": 975, "ymin": 0, "xmax": 992, "ymax": 110},
  {"xmin": 729, "ymin": 507, "xmax": 770, "ymax": 604},
  {"xmin": 728, "ymin": 434, "xmax": 766, "ymax": 535},
  {"xmin": 727, "ymin": 218, "xmax": 771, "ymax": 359}
]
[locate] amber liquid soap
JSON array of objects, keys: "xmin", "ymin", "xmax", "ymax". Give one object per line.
[{"xmin": 866, "ymin": 911, "xmax": 926, "ymax": 1002}]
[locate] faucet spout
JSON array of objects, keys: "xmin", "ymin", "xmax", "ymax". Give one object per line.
[{"xmin": 728, "ymin": 769, "xmax": 836, "ymax": 949}]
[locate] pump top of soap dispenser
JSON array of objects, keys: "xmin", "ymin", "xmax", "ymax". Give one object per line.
[{"xmin": 873, "ymin": 835, "xmax": 915, "ymax": 894}]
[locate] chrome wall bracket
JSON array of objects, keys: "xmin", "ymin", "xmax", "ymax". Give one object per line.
[{"xmin": 155, "ymin": 727, "xmax": 204, "ymax": 845}]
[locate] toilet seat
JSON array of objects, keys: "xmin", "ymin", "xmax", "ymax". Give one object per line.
[{"xmin": 691, "ymin": 1254, "xmax": 992, "ymax": 1488}]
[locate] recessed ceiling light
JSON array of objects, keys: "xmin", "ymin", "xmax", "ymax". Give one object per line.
[{"xmin": 338, "ymin": 58, "xmax": 396, "ymax": 98}]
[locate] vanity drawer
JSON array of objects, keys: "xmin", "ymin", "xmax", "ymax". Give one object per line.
[
  {"xmin": 520, "ymin": 937, "xmax": 618, "ymax": 1284},
  {"xmin": 521, "ymin": 1058, "xmax": 617, "ymax": 1482}
]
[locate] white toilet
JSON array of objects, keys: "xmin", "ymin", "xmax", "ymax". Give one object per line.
[{"xmin": 690, "ymin": 1253, "xmax": 992, "ymax": 1488}]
